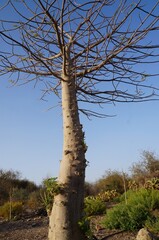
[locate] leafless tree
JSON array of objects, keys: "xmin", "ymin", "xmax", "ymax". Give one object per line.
[{"xmin": 0, "ymin": 1, "xmax": 159, "ymax": 239}]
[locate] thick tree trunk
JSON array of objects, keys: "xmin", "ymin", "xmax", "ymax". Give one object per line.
[{"xmin": 48, "ymin": 54, "xmax": 87, "ymax": 240}]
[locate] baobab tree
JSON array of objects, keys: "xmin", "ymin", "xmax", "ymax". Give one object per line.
[{"xmin": 0, "ymin": 1, "xmax": 159, "ymax": 239}]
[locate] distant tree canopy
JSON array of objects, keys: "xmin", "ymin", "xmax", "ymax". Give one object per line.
[
  {"xmin": 130, "ymin": 151, "xmax": 159, "ymax": 185},
  {"xmin": 94, "ymin": 170, "xmax": 130, "ymax": 194},
  {"xmin": 1, "ymin": 151, "xmax": 159, "ymax": 206},
  {"xmin": 90, "ymin": 151, "xmax": 159, "ymax": 194},
  {"xmin": 0, "ymin": 169, "xmax": 38, "ymax": 205}
]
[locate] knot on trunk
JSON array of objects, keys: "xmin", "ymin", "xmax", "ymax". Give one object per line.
[{"xmin": 65, "ymin": 150, "xmax": 72, "ymax": 155}]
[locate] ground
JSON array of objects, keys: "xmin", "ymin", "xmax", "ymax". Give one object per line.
[
  {"xmin": 0, "ymin": 215, "xmax": 138, "ymax": 240},
  {"xmin": 0, "ymin": 216, "xmax": 48, "ymax": 240}
]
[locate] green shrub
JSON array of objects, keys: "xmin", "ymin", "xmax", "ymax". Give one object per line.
[
  {"xmin": 78, "ymin": 217, "xmax": 93, "ymax": 239},
  {"xmin": 103, "ymin": 203, "xmax": 130, "ymax": 230},
  {"xmin": 84, "ymin": 196, "xmax": 106, "ymax": 217},
  {"xmin": 120, "ymin": 189, "xmax": 159, "ymax": 210},
  {"xmin": 103, "ymin": 202, "xmax": 150, "ymax": 230},
  {"xmin": 27, "ymin": 191, "xmax": 41, "ymax": 210},
  {"xmin": 127, "ymin": 203, "xmax": 150, "ymax": 230},
  {"xmin": 103, "ymin": 189, "xmax": 159, "ymax": 231},
  {"xmin": 94, "ymin": 170, "xmax": 129, "ymax": 194},
  {"xmin": 0, "ymin": 201, "xmax": 23, "ymax": 220},
  {"xmin": 145, "ymin": 217, "xmax": 159, "ymax": 234},
  {"xmin": 40, "ymin": 177, "xmax": 64, "ymax": 215},
  {"xmin": 119, "ymin": 189, "xmax": 136, "ymax": 202},
  {"xmin": 40, "ymin": 189, "xmax": 53, "ymax": 216}
]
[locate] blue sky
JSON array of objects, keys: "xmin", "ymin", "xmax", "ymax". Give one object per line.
[
  {"xmin": 1, "ymin": 77, "xmax": 159, "ymax": 185},
  {"xmin": 0, "ymin": 0, "xmax": 159, "ymax": 185}
]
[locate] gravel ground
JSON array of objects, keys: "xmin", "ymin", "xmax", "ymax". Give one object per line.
[
  {"xmin": 0, "ymin": 217, "xmax": 48, "ymax": 240},
  {"xmin": 0, "ymin": 216, "xmax": 138, "ymax": 240}
]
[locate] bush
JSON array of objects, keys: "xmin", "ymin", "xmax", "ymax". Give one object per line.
[
  {"xmin": 84, "ymin": 196, "xmax": 106, "ymax": 217},
  {"xmin": 130, "ymin": 151, "xmax": 159, "ymax": 187},
  {"xmin": 94, "ymin": 170, "xmax": 129, "ymax": 194},
  {"xmin": 12, "ymin": 187, "xmax": 28, "ymax": 202},
  {"xmin": 40, "ymin": 189, "xmax": 53, "ymax": 216},
  {"xmin": 144, "ymin": 178, "xmax": 159, "ymax": 190},
  {"xmin": 97, "ymin": 190, "xmax": 119, "ymax": 202},
  {"xmin": 40, "ymin": 177, "xmax": 63, "ymax": 215},
  {"xmin": 145, "ymin": 217, "xmax": 159, "ymax": 234},
  {"xmin": 78, "ymin": 217, "xmax": 93, "ymax": 239},
  {"xmin": 27, "ymin": 191, "xmax": 41, "ymax": 210},
  {"xmin": 0, "ymin": 201, "xmax": 23, "ymax": 220},
  {"xmin": 84, "ymin": 182, "xmax": 96, "ymax": 197},
  {"xmin": 129, "ymin": 189, "xmax": 159, "ymax": 210},
  {"xmin": 103, "ymin": 189, "xmax": 159, "ymax": 231},
  {"xmin": 103, "ymin": 203, "xmax": 130, "ymax": 230},
  {"xmin": 103, "ymin": 202, "xmax": 150, "ymax": 230},
  {"xmin": 120, "ymin": 188, "xmax": 159, "ymax": 210},
  {"xmin": 119, "ymin": 189, "xmax": 136, "ymax": 202}
]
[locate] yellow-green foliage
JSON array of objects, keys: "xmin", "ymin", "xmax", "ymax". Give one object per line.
[
  {"xmin": 97, "ymin": 190, "xmax": 118, "ymax": 202},
  {"xmin": 84, "ymin": 190, "xmax": 118, "ymax": 217},
  {"xmin": 84, "ymin": 196, "xmax": 106, "ymax": 217},
  {"xmin": 95, "ymin": 170, "xmax": 129, "ymax": 194},
  {"xmin": 144, "ymin": 178, "xmax": 159, "ymax": 190},
  {"xmin": 0, "ymin": 201, "xmax": 23, "ymax": 220},
  {"xmin": 27, "ymin": 191, "xmax": 41, "ymax": 210},
  {"xmin": 40, "ymin": 177, "xmax": 64, "ymax": 215},
  {"xmin": 103, "ymin": 189, "xmax": 159, "ymax": 231},
  {"xmin": 78, "ymin": 216, "xmax": 93, "ymax": 239},
  {"xmin": 145, "ymin": 216, "xmax": 159, "ymax": 234},
  {"xmin": 128, "ymin": 180, "xmax": 139, "ymax": 191}
]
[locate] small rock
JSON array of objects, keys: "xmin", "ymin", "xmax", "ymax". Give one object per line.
[
  {"xmin": 136, "ymin": 228, "xmax": 155, "ymax": 240},
  {"xmin": 26, "ymin": 218, "xmax": 31, "ymax": 222}
]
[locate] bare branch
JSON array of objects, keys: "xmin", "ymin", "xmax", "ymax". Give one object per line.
[{"xmin": 0, "ymin": 0, "xmax": 159, "ymax": 116}]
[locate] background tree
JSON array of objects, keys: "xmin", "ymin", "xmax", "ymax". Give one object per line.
[
  {"xmin": 84, "ymin": 181, "xmax": 97, "ymax": 197},
  {"xmin": 94, "ymin": 170, "xmax": 130, "ymax": 194},
  {"xmin": 0, "ymin": 169, "xmax": 21, "ymax": 205},
  {"xmin": 0, "ymin": 169, "xmax": 39, "ymax": 205},
  {"xmin": 130, "ymin": 151, "xmax": 159, "ymax": 186},
  {"xmin": 1, "ymin": 1, "xmax": 159, "ymax": 240}
]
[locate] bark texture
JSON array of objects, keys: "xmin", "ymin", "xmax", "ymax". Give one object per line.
[{"xmin": 48, "ymin": 51, "xmax": 86, "ymax": 240}]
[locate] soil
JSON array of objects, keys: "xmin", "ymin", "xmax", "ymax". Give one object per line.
[
  {"xmin": 0, "ymin": 215, "xmax": 138, "ymax": 240},
  {"xmin": 0, "ymin": 216, "xmax": 48, "ymax": 240}
]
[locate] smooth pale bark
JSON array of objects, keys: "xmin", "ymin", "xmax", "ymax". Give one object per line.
[{"xmin": 48, "ymin": 52, "xmax": 87, "ymax": 240}]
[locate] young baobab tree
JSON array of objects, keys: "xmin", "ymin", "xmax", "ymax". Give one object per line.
[{"xmin": 0, "ymin": 0, "xmax": 159, "ymax": 239}]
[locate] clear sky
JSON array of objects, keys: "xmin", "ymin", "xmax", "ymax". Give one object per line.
[
  {"xmin": 0, "ymin": 0, "xmax": 159, "ymax": 185},
  {"xmin": 1, "ymin": 77, "xmax": 159, "ymax": 185}
]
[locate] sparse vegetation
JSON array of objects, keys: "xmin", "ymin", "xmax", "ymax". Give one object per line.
[
  {"xmin": 130, "ymin": 151, "xmax": 159, "ymax": 186},
  {"xmin": 1, "ymin": 151, "xmax": 159, "ymax": 239},
  {"xmin": 40, "ymin": 177, "xmax": 64, "ymax": 216},
  {"xmin": 84, "ymin": 196, "xmax": 106, "ymax": 217},
  {"xmin": 145, "ymin": 217, "xmax": 159, "ymax": 234},
  {"xmin": 94, "ymin": 170, "xmax": 130, "ymax": 194},
  {"xmin": 0, "ymin": 201, "xmax": 23, "ymax": 220},
  {"xmin": 1, "ymin": 0, "xmax": 159, "ymax": 237},
  {"xmin": 103, "ymin": 189, "xmax": 159, "ymax": 231},
  {"xmin": 0, "ymin": 169, "xmax": 42, "ymax": 219},
  {"xmin": 26, "ymin": 191, "xmax": 42, "ymax": 210}
]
